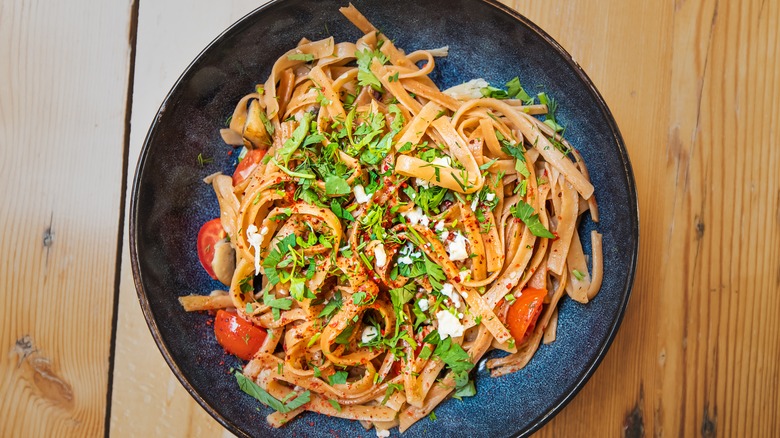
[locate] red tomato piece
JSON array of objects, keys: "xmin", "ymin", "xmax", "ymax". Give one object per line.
[
  {"xmin": 197, "ymin": 218, "xmax": 225, "ymax": 280},
  {"xmin": 213, "ymin": 310, "xmax": 267, "ymax": 361},
  {"xmin": 506, "ymin": 287, "xmax": 547, "ymax": 344},
  {"xmin": 232, "ymin": 148, "xmax": 267, "ymax": 186}
]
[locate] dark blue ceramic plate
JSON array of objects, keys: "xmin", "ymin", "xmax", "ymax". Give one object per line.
[{"xmin": 130, "ymin": 0, "xmax": 639, "ymax": 436}]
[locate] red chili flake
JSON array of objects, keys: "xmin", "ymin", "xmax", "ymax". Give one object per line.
[
  {"xmin": 506, "ymin": 284, "xmax": 512, "ymax": 289},
  {"xmin": 227, "ymin": 150, "xmax": 233, "ymax": 156},
  {"xmin": 552, "ymin": 231, "xmax": 559, "ymax": 241},
  {"xmin": 401, "ymin": 182, "xmax": 408, "ymax": 188},
  {"xmin": 453, "ymin": 276, "xmax": 461, "ymax": 283}
]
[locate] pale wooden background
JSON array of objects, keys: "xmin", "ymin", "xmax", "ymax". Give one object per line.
[{"xmin": 1, "ymin": 0, "xmax": 778, "ymax": 437}]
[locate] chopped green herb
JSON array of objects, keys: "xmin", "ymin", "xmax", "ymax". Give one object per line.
[
  {"xmin": 510, "ymin": 200, "xmax": 555, "ymax": 239},
  {"xmin": 288, "ymin": 53, "xmax": 315, "ymax": 62},
  {"xmin": 328, "ymin": 370, "xmax": 348, "ymax": 385}
]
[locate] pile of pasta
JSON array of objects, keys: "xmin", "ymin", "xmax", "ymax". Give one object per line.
[{"xmin": 180, "ymin": 4, "xmax": 603, "ymax": 434}]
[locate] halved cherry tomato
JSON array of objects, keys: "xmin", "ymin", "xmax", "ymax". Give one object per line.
[
  {"xmin": 506, "ymin": 287, "xmax": 547, "ymax": 344},
  {"xmin": 232, "ymin": 148, "xmax": 267, "ymax": 186},
  {"xmin": 213, "ymin": 310, "xmax": 267, "ymax": 361},
  {"xmin": 197, "ymin": 218, "xmax": 226, "ymax": 280}
]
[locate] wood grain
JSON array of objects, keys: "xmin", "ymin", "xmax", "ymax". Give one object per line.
[
  {"xmin": 108, "ymin": 1, "xmax": 263, "ymax": 437},
  {"xmin": 0, "ymin": 0, "xmax": 132, "ymax": 436},
  {"xmin": 0, "ymin": 0, "xmax": 770, "ymax": 436},
  {"xmin": 506, "ymin": 0, "xmax": 780, "ymax": 437}
]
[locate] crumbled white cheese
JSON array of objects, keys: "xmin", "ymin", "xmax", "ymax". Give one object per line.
[
  {"xmin": 418, "ymin": 298, "xmax": 430, "ymax": 312},
  {"xmin": 458, "ymin": 270, "xmax": 470, "ymax": 282},
  {"xmin": 397, "ymin": 242, "xmax": 416, "ymax": 265},
  {"xmin": 246, "ymin": 224, "xmax": 264, "ymax": 275},
  {"xmin": 415, "ymin": 178, "xmax": 431, "ymax": 188},
  {"xmin": 361, "ymin": 326, "xmax": 379, "ymax": 343},
  {"xmin": 440, "ymin": 283, "xmax": 462, "ymax": 308},
  {"xmin": 460, "ymin": 291, "xmax": 469, "ymax": 299},
  {"xmin": 402, "ymin": 206, "xmax": 430, "ymax": 227},
  {"xmin": 435, "ymin": 220, "xmax": 446, "ymax": 231},
  {"xmin": 397, "ymin": 255, "xmax": 414, "ymax": 265},
  {"xmin": 376, "ymin": 429, "xmax": 390, "ymax": 438},
  {"xmin": 442, "ymin": 78, "xmax": 490, "ymax": 100},
  {"xmin": 485, "ymin": 192, "xmax": 495, "ymax": 202},
  {"xmin": 374, "ymin": 243, "xmax": 387, "ymax": 268},
  {"xmin": 471, "ymin": 197, "xmax": 479, "ymax": 211},
  {"xmin": 447, "ymin": 231, "xmax": 469, "ymax": 261},
  {"xmin": 353, "ymin": 184, "xmax": 371, "ymax": 204},
  {"xmin": 432, "ymin": 156, "xmax": 452, "ymax": 168},
  {"xmin": 458, "ymin": 312, "xmax": 464, "ymax": 319},
  {"xmin": 436, "ymin": 310, "xmax": 465, "ymax": 339}
]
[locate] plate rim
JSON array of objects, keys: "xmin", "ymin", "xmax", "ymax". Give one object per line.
[{"xmin": 129, "ymin": 0, "xmax": 640, "ymax": 436}]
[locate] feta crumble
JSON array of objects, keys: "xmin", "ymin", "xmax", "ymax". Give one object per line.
[
  {"xmin": 440, "ymin": 283, "xmax": 463, "ymax": 308},
  {"xmin": 402, "ymin": 206, "xmax": 430, "ymax": 227},
  {"xmin": 361, "ymin": 326, "xmax": 379, "ymax": 343},
  {"xmin": 447, "ymin": 231, "xmax": 469, "ymax": 261},
  {"xmin": 374, "ymin": 243, "xmax": 387, "ymax": 268},
  {"xmin": 436, "ymin": 310, "xmax": 465, "ymax": 339},
  {"xmin": 353, "ymin": 184, "xmax": 371, "ymax": 204}
]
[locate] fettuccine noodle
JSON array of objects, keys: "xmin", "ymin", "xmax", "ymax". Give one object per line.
[{"xmin": 180, "ymin": 4, "xmax": 603, "ymax": 434}]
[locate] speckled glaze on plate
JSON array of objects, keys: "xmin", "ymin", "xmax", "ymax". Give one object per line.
[{"xmin": 130, "ymin": 0, "xmax": 639, "ymax": 436}]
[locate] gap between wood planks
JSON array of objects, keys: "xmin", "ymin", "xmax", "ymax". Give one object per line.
[{"xmin": 104, "ymin": 0, "xmax": 140, "ymax": 436}]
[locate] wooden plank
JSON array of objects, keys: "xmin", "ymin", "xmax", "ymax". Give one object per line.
[
  {"xmin": 506, "ymin": 0, "xmax": 780, "ymax": 437},
  {"xmin": 0, "ymin": 0, "xmax": 132, "ymax": 436},
  {"xmin": 111, "ymin": 0, "xmax": 780, "ymax": 437},
  {"xmin": 108, "ymin": 1, "xmax": 263, "ymax": 437}
]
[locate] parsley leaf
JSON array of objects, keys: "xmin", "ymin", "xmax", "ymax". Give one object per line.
[
  {"xmin": 452, "ymin": 380, "xmax": 476, "ymax": 400},
  {"xmin": 262, "ymin": 234, "xmax": 297, "ymax": 285},
  {"xmin": 433, "ymin": 337, "xmax": 474, "ymax": 374},
  {"xmin": 276, "ymin": 113, "xmax": 313, "ymax": 164},
  {"xmin": 330, "ymin": 199, "xmax": 355, "ymax": 221},
  {"xmin": 355, "ymin": 48, "xmax": 388, "ymax": 92},
  {"xmin": 334, "ymin": 324, "xmax": 355, "ymax": 344},
  {"xmin": 510, "ymin": 200, "xmax": 555, "ymax": 239},
  {"xmin": 327, "ymin": 399, "xmax": 342, "ymax": 411},
  {"xmin": 263, "ymin": 291, "xmax": 293, "ymax": 321},
  {"xmin": 424, "ymin": 256, "xmax": 446, "ymax": 291},
  {"xmin": 318, "ymin": 291, "xmax": 343, "ymax": 320},
  {"xmin": 235, "ymin": 372, "xmax": 310, "ymax": 413},
  {"xmin": 324, "ymin": 175, "xmax": 351, "ymax": 196},
  {"xmin": 328, "ymin": 370, "xmax": 349, "ymax": 385}
]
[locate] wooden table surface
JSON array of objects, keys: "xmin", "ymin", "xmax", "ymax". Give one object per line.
[{"xmin": 2, "ymin": 0, "xmax": 779, "ymax": 436}]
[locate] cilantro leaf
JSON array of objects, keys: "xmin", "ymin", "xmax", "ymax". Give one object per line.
[{"xmin": 510, "ymin": 200, "xmax": 555, "ymax": 239}]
